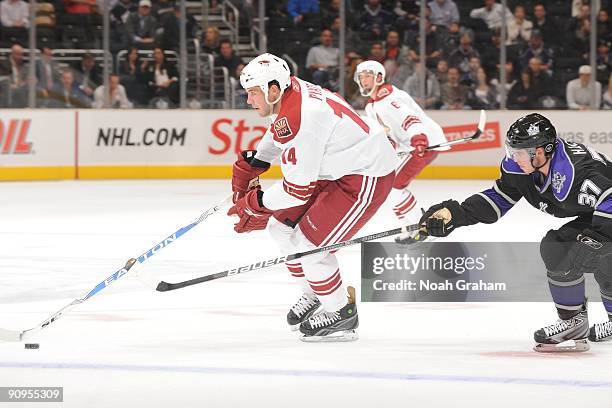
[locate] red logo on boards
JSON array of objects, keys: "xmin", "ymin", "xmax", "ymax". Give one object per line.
[
  {"xmin": 273, "ymin": 117, "xmax": 293, "ymax": 140},
  {"xmin": 441, "ymin": 121, "xmax": 501, "ymax": 152},
  {"xmin": 0, "ymin": 119, "xmax": 32, "ymax": 154}
]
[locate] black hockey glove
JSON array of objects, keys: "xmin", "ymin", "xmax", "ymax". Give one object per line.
[
  {"xmin": 418, "ymin": 199, "xmax": 466, "ymax": 237},
  {"xmin": 570, "ymin": 229, "xmax": 612, "ymax": 274}
]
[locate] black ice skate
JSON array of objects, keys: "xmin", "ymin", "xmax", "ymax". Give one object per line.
[
  {"xmin": 588, "ymin": 320, "xmax": 612, "ymax": 342},
  {"xmin": 533, "ymin": 302, "xmax": 589, "ymax": 352},
  {"xmin": 287, "ymin": 292, "xmax": 321, "ymax": 331},
  {"xmin": 299, "ymin": 286, "xmax": 358, "ymax": 342}
]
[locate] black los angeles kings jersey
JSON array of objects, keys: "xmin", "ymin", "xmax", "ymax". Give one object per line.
[{"xmin": 460, "ymin": 138, "xmax": 612, "ymax": 238}]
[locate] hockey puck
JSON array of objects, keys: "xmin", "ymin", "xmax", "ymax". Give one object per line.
[{"xmin": 24, "ymin": 343, "xmax": 39, "ymax": 349}]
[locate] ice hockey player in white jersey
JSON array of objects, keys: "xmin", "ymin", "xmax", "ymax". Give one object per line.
[
  {"xmin": 227, "ymin": 53, "xmax": 397, "ymax": 342},
  {"xmin": 354, "ymin": 60, "xmax": 449, "ymax": 243}
]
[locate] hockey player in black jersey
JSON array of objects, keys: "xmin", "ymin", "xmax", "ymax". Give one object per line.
[{"xmin": 419, "ymin": 113, "xmax": 612, "ymax": 352}]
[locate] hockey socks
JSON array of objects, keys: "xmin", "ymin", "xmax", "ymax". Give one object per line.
[{"xmin": 547, "ymin": 273, "xmax": 585, "ymax": 319}]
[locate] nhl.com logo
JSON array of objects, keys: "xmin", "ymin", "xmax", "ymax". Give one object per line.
[{"xmin": 0, "ymin": 118, "xmax": 33, "ymax": 154}]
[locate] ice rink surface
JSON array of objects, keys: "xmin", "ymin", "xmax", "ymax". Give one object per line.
[{"xmin": 1, "ymin": 179, "xmax": 611, "ymax": 407}]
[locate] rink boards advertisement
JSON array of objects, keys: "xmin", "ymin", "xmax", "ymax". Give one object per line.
[
  {"xmin": 0, "ymin": 110, "xmax": 75, "ymax": 180},
  {"xmin": 1, "ymin": 109, "xmax": 612, "ymax": 180}
]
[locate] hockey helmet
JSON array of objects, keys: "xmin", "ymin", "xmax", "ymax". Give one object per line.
[
  {"xmin": 240, "ymin": 53, "xmax": 291, "ymax": 104},
  {"xmin": 354, "ymin": 60, "xmax": 386, "ymax": 97},
  {"xmin": 505, "ymin": 113, "xmax": 557, "ymax": 159}
]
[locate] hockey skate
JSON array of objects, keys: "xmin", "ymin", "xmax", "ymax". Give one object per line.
[
  {"xmin": 287, "ymin": 292, "xmax": 321, "ymax": 331},
  {"xmin": 299, "ymin": 286, "xmax": 359, "ymax": 342},
  {"xmin": 533, "ymin": 302, "xmax": 590, "ymax": 352},
  {"xmin": 589, "ymin": 320, "xmax": 612, "ymax": 342}
]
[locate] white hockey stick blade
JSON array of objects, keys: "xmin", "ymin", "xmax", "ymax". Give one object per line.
[
  {"xmin": 477, "ymin": 109, "xmax": 486, "ymax": 133},
  {"xmin": 0, "ymin": 327, "xmax": 23, "ymax": 342}
]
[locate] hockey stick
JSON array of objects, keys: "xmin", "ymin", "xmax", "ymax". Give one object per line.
[
  {"xmin": 397, "ymin": 109, "xmax": 487, "ymax": 158},
  {"xmin": 154, "ymin": 223, "xmax": 422, "ymax": 292},
  {"xmin": 0, "ymin": 194, "xmax": 232, "ymax": 342}
]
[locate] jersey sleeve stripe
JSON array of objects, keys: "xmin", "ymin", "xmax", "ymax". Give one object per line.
[
  {"xmin": 593, "ymin": 211, "xmax": 612, "ymax": 219},
  {"xmin": 476, "ymin": 192, "xmax": 501, "ymax": 220},
  {"xmin": 595, "ymin": 187, "xmax": 612, "ymax": 208},
  {"xmin": 493, "ymin": 183, "xmax": 517, "ymax": 204},
  {"xmin": 282, "ymin": 179, "xmax": 316, "ymax": 201},
  {"xmin": 481, "ymin": 188, "xmax": 514, "ymax": 216}
]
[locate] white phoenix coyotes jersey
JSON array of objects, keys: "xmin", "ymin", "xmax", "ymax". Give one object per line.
[
  {"xmin": 254, "ymin": 77, "xmax": 397, "ymax": 211},
  {"xmin": 364, "ymin": 84, "xmax": 448, "ymax": 152}
]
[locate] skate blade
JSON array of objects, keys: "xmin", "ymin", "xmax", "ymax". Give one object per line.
[
  {"xmin": 533, "ymin": 339, "xmax": 590, "ymax": 353},
  {"xmin": 299, "ymin": 330, "xmax": 358, "ymax": 343}
]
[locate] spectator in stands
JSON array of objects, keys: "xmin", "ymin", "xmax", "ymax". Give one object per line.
[
  {"xmin": 49, "ymin": 69, "xmax": 91, "ymax": 108},
  {"xmin": 448, "ymin": 33, "xmax": 480, "ymax": 75},
  {"xmin": 427, "ymin": 0, "xmax": 459, "ymax": 29},
  {"xmin": 63, "ymin": 0, "xmax": 95, "ymax": 15},
  {"xmin": 0, "ymin": 0, "xmax": 29, "ymax": 29},
  {"xmin": 126, "ymin": 0, "xmax": 157, "ymax": 49},
  {"xmin": 527, "ymin": 57, "xmax": 554, "ymax": 101},
  {"xmin": 201, "ymin": 27, "xmax": 220, "ymax": 55},
  {"xmin": 519, "ymin": 30, "xmax": 553, "ymax": 74},
  {"xmin": 305, "ymin": 28, "xmax": 339, "ymax": 88},
  {"xmin": 479, "ymin": 28, "xmax": 503, "ymax": 74},
  {"xmin": 460, "ymin": 56, "xmax": 481, "ymax": 88},
  {"xmin": 532, "ymin": 3, "xmax": 559, "ymax": 47},
  {"xmin": 571, "ymin": 0, "xmax": 588, "ymax": 18},
  {"xmin": 566, "ymin": 65, "xmax": 602, "ymax": 110},
  {"xmin": 35, "ymin": 46, "xmax": 61, "ymax": 106},
  {"xmin": 152, "ymin": 0, "xmax": 173, "ymax": 20},
  {"xmin": 118, "ymin": 46, "xmax": 147, "ymax": 106},
  {"xmin": 568, "ymin": 3, "xmax": 590, "ymax": 34},
  {"xmin": 490, "ymin": 60, "xmax": 517, "ymax": 101},
  {"xmin": 72, "ymin": 53, "xmax": 102, "ymax": 98},
  {"xmin": 393, "ymin": 0, "xmax": 420, "ymax": 39},
  {"xmin": 287, "ymin": 0, "xmax": 320, "ymax": 25},
  {"xmin": 570, "ymin": 16, "xmax": 592, "ymax": 62},
  {"xmin": 111, "ymin": 0, "xmax": 135, "ymax": 23},
  {"xmin": 383, "ymin": 30, "xmax": 414, "ymax": 87},
  {"xmin": 0, "ymin": 43, "xmax": 28, "ymax": 107},
  {"xmin": 358, "ymin": 0, "xmax": 394, "ymax": 41},
  {"xmin": 143, "ymin": 47, "xmax": 179, "ymax": 105},
  {"xmin": 435, "ymin": 59, "xmax": 448, "ymax": 84},
  {"xmin": 597, "ymin": 9, "xmax": 611, "ymax": 41},
  {"xmin": 214, "ymin": 40, "xmax": 245, "ymax": 80},
  {"xmin": 322, "ymin": 0, "xmax": 340, "ymax": 29},
  {"xmin": 93, "ymin": 73, "xmax": 133, "ymax": 108},
  {"xmin": 402, "ymin": 62, "xmax": 440, "ymax": 108},
  {"xmin": 506, "ymin": 5, "xmax": 532, "ymax": 46},
  {"xmin": 596, "ymin": 40, "xmax": 611, "ymax": 85},
  {"xmin": 507, "ymin": 69, "xmax": 536, "ymax": 109},
  {"xmin": 469, "ymin": 67, "xmax": 498, "ymax": 109},
  {"xmin": 603, "ymin": 74, "xmax": 612, "ymax": 109},
  {"xmin": 468, "ymin": 0, "xmax": 511, "ymax": 31},
  {"xmin": 157, "ymin": 4, "xmax": 193, "ymax": 51},
  {"xmin": 406, "ymin": 19, "xmax": 443, "ymax": 68},
  {"xmin": 440, "ymin": 66, "xmax": 469, "ymax": 109},
  {"xmin": 367, "ymin": 41, "xmax": 386, "ymax": 64}
]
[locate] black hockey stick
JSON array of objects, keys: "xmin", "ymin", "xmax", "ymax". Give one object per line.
[
  {"xmin": 398, "ymin": 109, "xmax": 487, "ymax": 157},
  {"xmin": 155, "ymin": 223, "xmax": 421, "ymax": 292}
]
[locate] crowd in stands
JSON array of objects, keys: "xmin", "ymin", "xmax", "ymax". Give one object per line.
[
  {"xmin": 268, "ymin": 0, "xmax": 612, "ymax": 110},
  {"xmin": 0, "ymin": 0, "xmax": 610, "ymax": 109}
]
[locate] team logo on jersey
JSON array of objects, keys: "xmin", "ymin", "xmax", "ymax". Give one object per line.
[
  {"xmin": 552, "ymin": 171, "xmax": 566, "ymax": 194},
  {"xmin": 527, "ymin": 123, "xmax": 540, "ymax": 136},
  {"xmin": 376, "ymin": 87, "xmax": 390, "ymax": 99},
  {"xmin": 274, "ymin": 117, "xmax": 293, "ymax": 139}
]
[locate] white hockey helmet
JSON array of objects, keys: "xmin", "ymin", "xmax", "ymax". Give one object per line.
[
  {"xmin": 240, "ymin": 53, "xmax": 291, "ymax": 104},
  {"xmin": 354, "ymin": 60, "xmax": 386, "ymax": 97}
]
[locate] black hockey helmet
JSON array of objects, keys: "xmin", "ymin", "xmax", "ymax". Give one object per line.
[{"xmin": 506, "ymin": 113, "xmax": 557, "ymax": 155}]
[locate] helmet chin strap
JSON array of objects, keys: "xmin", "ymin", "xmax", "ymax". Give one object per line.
[
  {"xmin": 264, "ymin": 87, "xmax": 284, "ymax": 116},
  {"xmin": 530, "ymin": 154, "xmax": 551, "ymax": 172}
]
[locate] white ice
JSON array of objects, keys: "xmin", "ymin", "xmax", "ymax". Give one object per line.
[{"xmin": 0, "ymin": 179, "xmax": 611, "ymax": 408}]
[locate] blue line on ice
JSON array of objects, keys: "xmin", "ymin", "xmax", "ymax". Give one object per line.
[{"xmin": 0, "ymin": 362, "xmax": 611, "ymax": 388}]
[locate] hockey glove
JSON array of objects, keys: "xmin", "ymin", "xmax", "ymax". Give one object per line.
[
  {"xmin": 410, "ymin": 134, "xmax": 429, "ymax": 158},
  {"xmin": 570, "ymin": 229, "xmax": 612, "ymax": 274},
  {"xmin": 231, "ymin": 150, "xmax": 271, "ymax": 204},
  {"xmin": 418, "ymin": 199, "xmax": 466, "ymax": 237},
  {"xmin": 227, "ymin": 188, "xmax": 274, "ymax": 233}
]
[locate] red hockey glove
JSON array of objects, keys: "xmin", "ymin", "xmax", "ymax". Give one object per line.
[
  {"xmin": 231, "ymin": 150, "xmax": 270, "ymax": 203},
  {"xmin": 410, "ymin": 134, "xmax": 429, "ymax": 158},
  {"xmin": 227, "ymin": 188, "xmax": 274, "ymax": 233}
]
